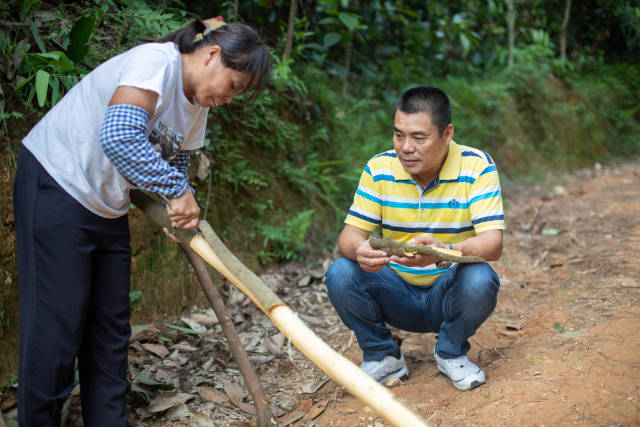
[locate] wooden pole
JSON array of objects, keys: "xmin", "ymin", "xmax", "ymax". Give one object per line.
[
  {"xmin": 131, "ymin": 190, "xmax": 429, "ymax": 427},
  {"xmin": 179, "ymin": 243, "xmax": 275, "ymax": 427}
]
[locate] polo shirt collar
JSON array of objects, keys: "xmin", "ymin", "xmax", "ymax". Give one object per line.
[{"xmin": 391, "ymin": 140, "xmax": 462, "ymax": 184}]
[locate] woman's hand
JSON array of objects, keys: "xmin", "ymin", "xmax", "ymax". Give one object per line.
[{"xmin": 166, "ymin": 190, "xmax": 200, "ymax": 229}]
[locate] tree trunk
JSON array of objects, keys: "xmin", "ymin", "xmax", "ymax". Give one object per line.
[
  {"xmin": 507, "ymin": 0, "xmax": 515, "ymax": 66},
  {"xmin": 283, "ymin": 0, "xmax": 298, "ymax": 60},
  {"xmin": 342, "ymin": 34, "xmax": 353, "ymax": 96},
  {"xmin": 233, "ymin": 0, "xmax": 239, "ymax": 22},
  {"xmin": 559, "ymin": 0, "xmax": 571, "ymax": 60}
]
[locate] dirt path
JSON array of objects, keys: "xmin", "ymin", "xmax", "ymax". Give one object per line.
[{"xmin": 2, "ymin": 161, "xmax": 639, "ymax": 426}]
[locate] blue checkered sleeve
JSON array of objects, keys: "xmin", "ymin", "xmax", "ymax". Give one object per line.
[
  {"xmin": 168, "ymin": 150, "xmax": 195, "ymax": 194},
  {"xmin": 99, "ymin": 104, "xmax": 188, "ymax": 199}
]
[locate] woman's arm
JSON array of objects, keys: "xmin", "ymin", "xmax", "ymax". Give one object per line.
[{"xmin": 100, "ymin": 86, "xmax": 199, "ymax": 229}]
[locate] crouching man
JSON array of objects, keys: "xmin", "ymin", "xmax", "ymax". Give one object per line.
[{"xmin": 326, "ymin": 86, "xmax": 505, "ymax": 390}]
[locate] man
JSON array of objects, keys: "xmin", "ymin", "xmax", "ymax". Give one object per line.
[{"xmin": 325, "ymin": 86, "xmax": 504, "ymax": 391}]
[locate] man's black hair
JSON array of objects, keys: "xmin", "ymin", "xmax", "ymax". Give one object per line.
[{"xmin": 394, "ymin": 87, "xmax": 451, "ymax": 136}]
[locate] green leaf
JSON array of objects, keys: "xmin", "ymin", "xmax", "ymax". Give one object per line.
[
  {"xmin": 130, "ymin": 383, "xmax": 151, "ymax": 403},
  {"xmin": 35, "ymin": 69, "xmax": 50, "ymax": 107},
  {"xmin": 50, "ymin": 77, "xmax": 60, "ymax": 106},
  {"xmin": 166, "ymin": 323, "xmax": 203, "ymax": 335},
  {"xmin": 67, "ymin": 12, "xmax": 98, "ymax": 63},
  {"xmin": 15, "ymin": 73, "xmax": 36, "ymax": 91},
  {"xmin": 135, "ymin": 373, "xmax": 175, "ymax": 390},
  {"xmin": 129, "ymin": 290, "xmax": 143, "ymax": 303},
  {"xmin": 30, "ymin": 51, "xmax": 75, "ymax": 72},
  {"xmin": 552, "ymin": 322, "xmax": 565, "ymax": 333},
  {"xmin": 541, "ymin": 228, "xmax": 562, "ymax": 236},
  {"xmin": 131, "ymin": 324, "xmax": 152, "ymax": 330},
  {"xmin": 29, "ymin": 21, "xmax": 47, "ymax": 54},
  {"xmin": 338, "ymin": 13, "xmax": 359, "ymax": 32},
  {"xmin": 323, "ymin": 32, "xmax": 342, "ymax": 49},
  {"xmin": 460, "ymin": 33, "xmax": 471, "ymax": 53},
  {"xmin": 318, "ymin": 17, "xmax": 339, "ymax": 25}
]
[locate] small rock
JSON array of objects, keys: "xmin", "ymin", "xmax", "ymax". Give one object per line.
[
  {"xmin": 384, "ymin": 377, "xmax": 404, "ymax": 387},
  {"xmin": 298, "ymin": 275, "xmax": 312, "ymax": 288},
  {"xmin": 552, "ymin": 185, "xmax": 567, "ymax": 196}
]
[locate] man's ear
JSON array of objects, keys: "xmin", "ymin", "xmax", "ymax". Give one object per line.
[{"xmin": 444, "ymin": 123, "xmax": 454, "ymax": 144}]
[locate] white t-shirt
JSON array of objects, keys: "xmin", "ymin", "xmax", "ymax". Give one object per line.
[{"xmin": 23, "ymin": 42, "xmax": 208, "ymax": 218}]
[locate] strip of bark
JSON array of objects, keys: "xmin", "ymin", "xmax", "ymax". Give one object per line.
[{"xmin": 369, "ymin": 236, "xmax": 486, "ymax": 264}]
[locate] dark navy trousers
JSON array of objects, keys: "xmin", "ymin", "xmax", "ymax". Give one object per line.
[{"xmin": 13, "ymin": 147, "xmax": 132, "ymax": 427}]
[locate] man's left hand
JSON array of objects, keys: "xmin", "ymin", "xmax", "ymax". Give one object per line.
[{"xmin": 389, "ymin": 234, "xmax": 449, "ymax": 267}]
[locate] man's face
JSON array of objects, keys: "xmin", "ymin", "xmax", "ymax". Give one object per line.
[{"xmin": 393, "ymin": 110, "xmax": 453, "ymax": 188}]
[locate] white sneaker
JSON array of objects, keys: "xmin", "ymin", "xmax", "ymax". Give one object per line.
[
  {"xmin": 434, "ymin": 349, "xmax": 485, "ymax": 391},
  {"xmin": 360, "ymin": 351, "xmax": 409, "ymax": 384}
]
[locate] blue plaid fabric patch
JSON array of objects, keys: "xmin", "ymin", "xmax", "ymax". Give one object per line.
[{"xmin": 99, "ymin": 104, "xmax": 193, "ymax": 198}]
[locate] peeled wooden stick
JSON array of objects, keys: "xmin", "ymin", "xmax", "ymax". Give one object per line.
[
  {"xmin": 370, "ymin": 236, "xmax": 486, "ymax": 264},
  {"xmin": 131, "ymin": 191, "xmax": 429, "ymax": 427}
]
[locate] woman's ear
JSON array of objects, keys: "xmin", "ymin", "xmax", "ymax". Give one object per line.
[{"xmin": 203, "ymin": 45, "xmax": 221, "ymax": 66}]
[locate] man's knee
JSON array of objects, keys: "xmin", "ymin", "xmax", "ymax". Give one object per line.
[
  {"xmin": 325, "ymin": 257, "xmax": 360, "ymax": 299},
  {"xmin": 455, "ymin": 263, "xmax": 500, "ymax": 309}
]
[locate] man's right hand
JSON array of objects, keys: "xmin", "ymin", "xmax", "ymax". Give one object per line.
[{"xmin": 355, "ymin": 238, "xmax": 390, "ymax": 272}]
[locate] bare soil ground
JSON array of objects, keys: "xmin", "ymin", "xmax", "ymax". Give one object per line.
[{"xmin": 2, "ymin": 161, "xmax": 639, "ymax": 426}]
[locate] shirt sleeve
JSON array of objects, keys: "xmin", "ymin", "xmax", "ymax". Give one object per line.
[
  {"xmin": 116, "ymin": 45, "xmax": 174, "ymax": 100},
  {"xmin": 344, "ymin": 161, "xmax": 382, "ymax": 232},
  {"xmin": 468, "ymin": 161, "xmax": 506, "ymax": 233},
  {"xmin": 168, "ymin": 150, "xmax": 195, "ymax": 194},
  {"xmin": 99, "ymin": 103, "xmax": 188, "ymax": 199}
]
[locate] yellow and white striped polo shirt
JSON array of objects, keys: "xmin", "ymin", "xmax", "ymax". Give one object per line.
[{"xmin": 345, "ymin": 140, "xmax": 505, "ymax": 286}]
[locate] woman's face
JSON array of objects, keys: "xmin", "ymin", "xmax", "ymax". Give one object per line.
[{"xmin": 190, "ymin": 46, "xmax": 250, "ymax": 108}]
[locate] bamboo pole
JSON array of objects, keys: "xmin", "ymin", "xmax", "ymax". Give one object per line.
[{"xmin": 131, "ymin": 190, "xmax": 429, "ymax": 427}]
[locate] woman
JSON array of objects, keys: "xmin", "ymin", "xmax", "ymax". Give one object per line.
[{"xmin": 13, "ymin": 17, "xmax": 269, "ymax": 426}]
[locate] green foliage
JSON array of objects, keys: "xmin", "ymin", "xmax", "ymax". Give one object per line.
[
  {"xmin": 129, "ymin": 290, "xmax": 143, "ymax": 312},
  {"xmin": 14, "ymin": 10, "xmax": 104, "ymax": 108},
  {"xmin": 259, "ymin": 209, "xmax": 315, "ymax": 263}
]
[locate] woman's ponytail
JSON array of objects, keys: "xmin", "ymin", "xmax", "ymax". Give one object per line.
[{"xmin": 159, "ymin": 18, "xmax": 207, "ymax": 54}]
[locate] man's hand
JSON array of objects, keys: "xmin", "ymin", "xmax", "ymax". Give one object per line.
[
  {"xmin": 390, "ymin": 234, "xmax": 449, "ymax": 267},
  {"xmin": 166, "ymin": 190, "xmax": 200, "ymax": 229},
  {"xmin": 355, "ymin": 238, "xmax": 391, "ymax": 272}
]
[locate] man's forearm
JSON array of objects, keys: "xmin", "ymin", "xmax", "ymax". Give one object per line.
[{"xmin": 452, "ymin": 230, "xmax": 503, "ymax": 261}]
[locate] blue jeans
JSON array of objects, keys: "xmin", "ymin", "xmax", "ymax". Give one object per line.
[{"xmin": 326, "ymin": 257, "xmax": 500, "ymax": 361}]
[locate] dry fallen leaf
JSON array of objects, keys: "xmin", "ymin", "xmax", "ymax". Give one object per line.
[
  {"xmin": 191, "ymin": 313, "xmax": 219, "ymax": 327},
  {"xmin": 170, "ymin": 342, "xmax": 199, "ymax": 353},
  {"xmin": 297, "ymin": 398, "xmax": 313, "ymax": 413},
  {"xmin": 165, "ymin": 403, "xmax": 191, "ymax": 421},
  {"xmin": 224, "ymin": 381, "xmax": 257, "ymax": 415},
  {"xmin": 305, "ymin": 398, "xmax": 329, "ymax": 420},
  {"xmin": 147, "ymin": 392, "xmax": 194, "ymax": 413},
  {"xmin": 130, "ymin": 327, "xmax": 159, "ymax": 343},
  {"xmin": 196, "ymin": 386, "xmax": 229, "ymax": 405},
  {"xmin": 141, "ymin": 343, "xmax": 169, "ymax": 358},
  {"xmin": 190, "ymin": 411, "xmax": 217, "ymax": 427}
]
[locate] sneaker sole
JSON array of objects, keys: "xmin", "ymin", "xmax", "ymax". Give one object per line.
[{"xmin": 379, "ymin": 365, "xmax": 409, "ymax": 384}]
